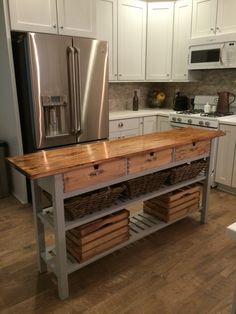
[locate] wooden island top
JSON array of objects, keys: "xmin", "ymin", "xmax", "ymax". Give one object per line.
[{"xmin": 7, "ymin": 128, "xmax": 224, "ymax": 180}]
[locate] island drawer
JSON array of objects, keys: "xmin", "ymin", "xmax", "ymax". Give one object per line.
[
  {"xmin": 127, "ymin": 149, "xmax": 173, "ymax": 174},
  {"xmin": 175, "ymin": 140, "xmax": 210, "ymax": 161},
  {"xmin": 63, "ymin": 158, "xmax": 126, "ymax": 192}
]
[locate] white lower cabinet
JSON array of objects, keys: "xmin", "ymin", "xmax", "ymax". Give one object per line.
[
  {"xmin": 109, "ymin": 117, "xmax": 142, "ymax": 139},
  {"xmin": 157, "ymin": 116, "xmax": 172, "ymax": 132},
  {"xmin": 142, "ymin": 116, "xmax": 157, "ymax": 134},
  {"xmin": 215, "ymin": 124, "xmax": 236, "ymax": 188}
]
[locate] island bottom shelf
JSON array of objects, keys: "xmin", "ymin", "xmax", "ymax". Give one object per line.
[{"xmin": 42, "ymin": 207, "xmax": 201, "ymax": 275}]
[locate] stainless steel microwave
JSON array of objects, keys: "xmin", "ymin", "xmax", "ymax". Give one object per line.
[{"xmin": 188, "ymin": 42, "xmax": 236, "ymax": 70}]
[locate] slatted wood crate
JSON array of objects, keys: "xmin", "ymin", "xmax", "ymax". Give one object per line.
[
  {"xmin": 66, "ymin": 209, "xmax": 130, "ymax": 262},
  {"xmin": 143, "ymin": 184, "xmax": 201, "ymax": 222}
]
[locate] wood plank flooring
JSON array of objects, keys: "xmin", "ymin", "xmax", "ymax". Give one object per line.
[{"xmin": 1, "ymin": 189, "xmax": 236, "ymax": 314}]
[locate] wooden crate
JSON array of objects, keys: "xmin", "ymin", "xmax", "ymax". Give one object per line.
[
  {"xmin": 143, "ymin": 185, "xmax": 201, "ymax": 222},
  {"xmin": 66, "ymin": 209, "xmax": 130, "ymax": 262}
]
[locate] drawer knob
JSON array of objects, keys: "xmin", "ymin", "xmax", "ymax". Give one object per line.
[
  {"xmin": 118, "ymin": 122, "xmax": 124, "ymax": 127},
  {"xmin": 89, "ymin": 165, "xmax": 104, "ymax": 176},
  {"xmin": 146, "ymin": 152, "xmax": 157, "ymax": 162}
]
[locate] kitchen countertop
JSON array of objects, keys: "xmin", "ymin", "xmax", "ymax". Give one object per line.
[
  {"xmin": 218, "ymin": 115, "xmax": 236, "ymax": 126},
  {"xmin": 7, "ymin": 128, "xmax": 223, "ymax": 180},
  {"xmin": 109, "ymin": 109, "xmax": 174, "ymax": 120}
]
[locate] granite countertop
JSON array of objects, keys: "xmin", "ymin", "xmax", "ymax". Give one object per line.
[
  {"xmin": 109, "ymin": 109, "xmax": 174, "ymax": 120},
  {"xmin": 218, "ymin": 115, "xmax": 236, "ymax": 126}
]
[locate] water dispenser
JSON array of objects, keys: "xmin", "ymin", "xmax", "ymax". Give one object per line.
[{"xmin": 42, "ymin": 95, "xmax": 69, "ymax": 137}]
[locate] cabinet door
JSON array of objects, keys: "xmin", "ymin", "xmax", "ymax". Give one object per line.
[
  {"xmin": 232, "ymin": 145, "xmax": 236, "ymax": 188},
  {"xmin": 146, "ymin": 2, "xmax": 173, "ymax": 81},
  {"xmin": 216, "ymin": 0, "xmax": 236, "ymax": 35},
  {"xmin": 8, "ymin": 0, "xmax": 58, "ymax": 33},
  {"xmin": 215, "ymin": 124, "xmax": 236, "ymax": 186},
  {"xmin": 143, "ymin": 116, "xmax": 157, "ymax": 135},
  {"xmin": 57, "ymin": 0, "xmax": 96, "ymax": 37},
  {"xmin": 172, "ymin": 0, "xmax": 191, "ymax": 81},
  {"xmin": 191, "ymin": 0, "xmax": 217, "ymax": 38},
  {"xmin": 157, "ymin": 116, "xmax": 172, "ymax": 132},
  {"xmin": 96, "ymin": 0, "xmax": 118, "ymax": 81},
  {"xmin": 109, "ymin": 131, "xmax": 121, "ymax": 139},
  {"xmin": 120, "ymin": 128, "xmax": 140, "ymax": 138},
  {"xmin": 118, "ymin": 0, "xmax": 146, "ymax": 81}
]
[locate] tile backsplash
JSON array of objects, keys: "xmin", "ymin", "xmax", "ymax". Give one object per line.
[{"xmin": 109, "ymin": 69, "xmax": 236, "ymax": 111}]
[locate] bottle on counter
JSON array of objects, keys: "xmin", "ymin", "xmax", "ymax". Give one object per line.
[{"xmin": 133, "ymin": 90, "xmax": 139, "ymax": 111}]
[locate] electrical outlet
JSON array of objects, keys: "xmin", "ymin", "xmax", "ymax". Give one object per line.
[{"xmin": 133, "ymin": 89, "xmax": 141, "ymax": 99}]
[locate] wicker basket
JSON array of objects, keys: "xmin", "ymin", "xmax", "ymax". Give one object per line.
[
  {"xmin": 123, "ymin": 170, "xmax": 170, "ymax": 198},
  {"xmin": 168, "ymin": 159, "xmax": 207, "ymax": 185},
  {"xmin": 64, "ymin": 185, "xmax": 125, "ymax": 220}
]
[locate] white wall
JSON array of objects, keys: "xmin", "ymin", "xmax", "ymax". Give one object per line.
[{"xmin": 0, "ymin": 0, "xmax": 28, "ymax": 203}]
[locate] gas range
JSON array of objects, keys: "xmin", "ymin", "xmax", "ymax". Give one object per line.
[
  {"xmin": 169, "ymin": 112, "xmax": 219, "ymax": 128},
  {"xmin": 169, "ymin": 95, "xmax": 236, "ymax": 129}
]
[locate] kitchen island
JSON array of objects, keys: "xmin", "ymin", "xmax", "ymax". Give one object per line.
[{"xmin": 8, "ymin": 128, "xmax": 224, "ymax": 299}]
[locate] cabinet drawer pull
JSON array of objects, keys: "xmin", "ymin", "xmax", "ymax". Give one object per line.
[
  {"xmin": 89, "ymin": 169, "xmax": 105, "ymax": 176},
  {"xmin": 118, "ymin": 122, "xmax": 124, "ymax": 127},
  {"xmin": 146, "ymin": 152, "xmax": 157, "ymax": 162},
  {"xmin": 53, "ymin": 24, "xmax": 57, "ymax": 28}
]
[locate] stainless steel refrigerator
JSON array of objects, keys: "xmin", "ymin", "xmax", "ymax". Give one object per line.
[{"xmin": 12, "ymin": 32, "xmax": 109, "ymax": 153}]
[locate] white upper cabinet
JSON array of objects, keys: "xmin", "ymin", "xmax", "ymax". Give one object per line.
[
  {"xmin": 146, "ymin": 2, "xmax": 174, "ymax": 81},
  {"xmin": 216, "ymin": 0, "xmax": 236, "ymax": 35},
  {"xmin": 96, "ymin": 0, "xmax": 118, "ymax": 80},
  {"xmin": 8, "ymin": 0, "xmax": 58, "ymax": 33},
  {"xmin": 57, "ymin": 0, "xmax": 96, "ymax": 37},
  {"xmin": 172, "ymin": 0, "xmax": 192, "ymax": 81},
  {"xmin": 191, "ymin": 0, "xmax": 236, "ymax": 39},
  {"xmin": 8, "ymin": 0, "xmax": 96, "ymax": 38},
  {"xmin": 118, "ymin": 0, "xmax": 146, "ymax": 81}
]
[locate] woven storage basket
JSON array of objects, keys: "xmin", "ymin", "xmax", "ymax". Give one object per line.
[
  {"xmin": 168, "ymin": 159, "xmax": 207, "ymax": 185},
  {"xmin": 123, "ymin": 170, "xmax": 170, "ymax": 198},
  {"xmin": 64, "ymin": 185, "xmax": 125, "ymax": 220}
]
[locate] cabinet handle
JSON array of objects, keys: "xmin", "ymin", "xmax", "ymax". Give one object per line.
[
  {"xmin": 118, "ymin": 122, "xmax": 124, "ymax": 127},
  {"xmin": 89, "ymin": 169, "xmax": 104, "ymax": 176},
  {"xmin": 210, "ymin": 27, "xmax": 214, "ymax": 31},
  {"xmin": 114, "ymin": 74, "xmax": 118, "ymax": 77},
  {"xmin": 119, "ymin": 74, "xmax": 122, "ymax": 76},
  {"xmin": 60, "ymin": 26, "xmax": 64, "ymax": 29},
  {"xmin": 167, "ymin": 73, "xmax": 170, "ymax": 77},
  {"xmin": 216, "ymin": 26, "xmax": 220, "ymax": 31},
  {"xmin": 146, "ymin": 152, "xmax": 157, "ymax": 162},
  {"xmin": 53, "ymin": 24, "xmax": 57, "ymax": 28}
]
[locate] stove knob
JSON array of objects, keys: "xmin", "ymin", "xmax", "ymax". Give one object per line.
[
  {"xmin": 172, "ymin": 117, "xmax": 176, "ymax": 122},
  {"xmin": 205, "ymin": 121, "xmax": 210, "ymax": 127},
  {"xmin": 199, "ymin": 120, "xmax": 204, "ymax": 126},
  {"xmin": 187, "ymin": 119, "xmax": 192, "ymax": 124},
  {"xmin": 177, "ymin": 117, "xmax": 182, "ymax": 122}
]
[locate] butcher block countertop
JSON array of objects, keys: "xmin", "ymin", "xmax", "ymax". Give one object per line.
[{"xmin": 7, "ymin": 128, "xmax": 224, "ymax": 180}]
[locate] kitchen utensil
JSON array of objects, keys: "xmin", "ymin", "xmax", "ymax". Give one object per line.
[{"xmin": 217, "ymin": 91, "xmax": 235, "ymax": 114}]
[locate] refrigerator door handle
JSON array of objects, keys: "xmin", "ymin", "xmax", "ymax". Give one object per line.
[
  {"xmin": 67, "ymin": 46, "xmax": 78, "ymax": 135},
  {"xmin": 74, "ymin": 46, "xmax": 82, "ymax": 133}
]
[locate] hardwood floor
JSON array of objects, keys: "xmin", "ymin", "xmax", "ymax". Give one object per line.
[{"xmin": 1, "ymin": 189, "xmax": 236, "ymax": 314}]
